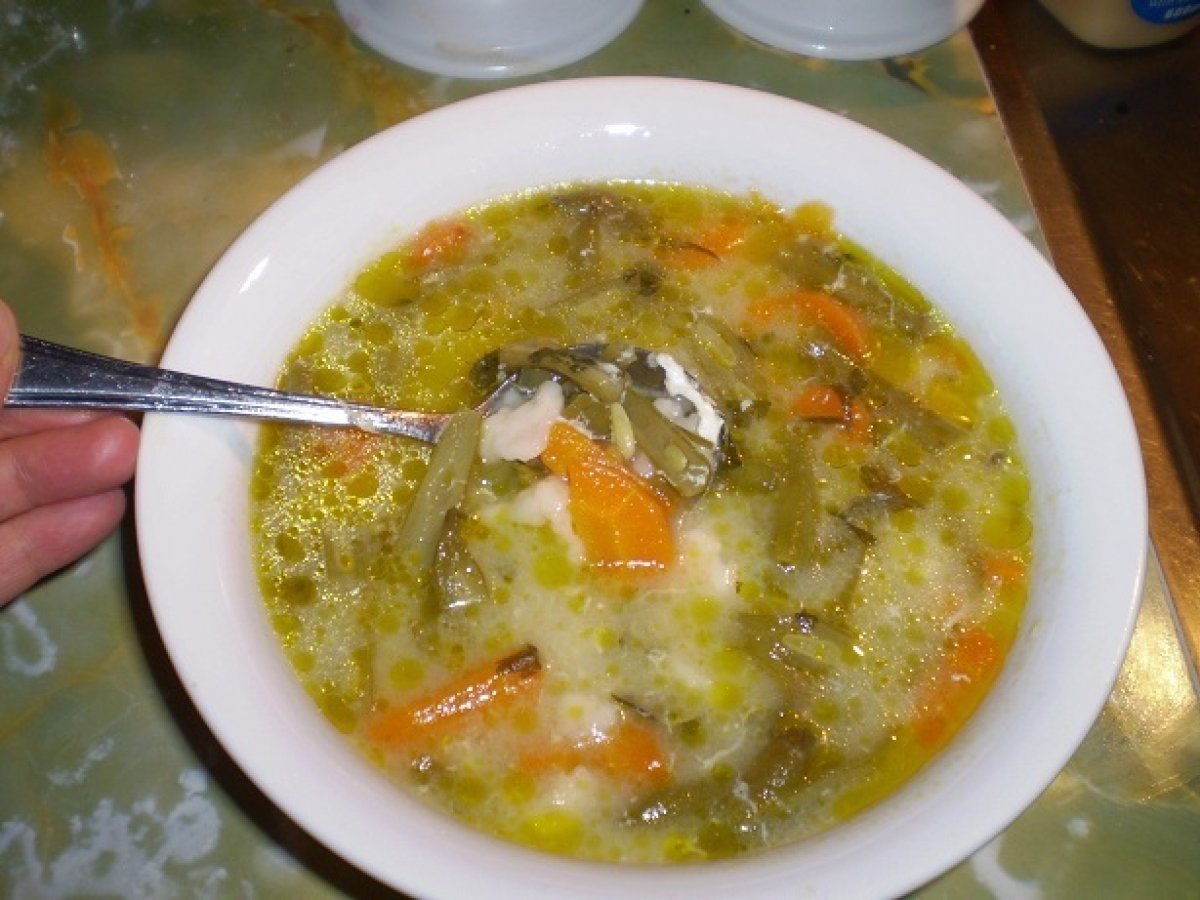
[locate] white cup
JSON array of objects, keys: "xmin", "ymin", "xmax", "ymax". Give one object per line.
[
  {"xmin": 334, "ymin": 0, "xmax": 644, "ymax": 79},
  {"xmin": 701, "ymin": 0, "xmax": 986, "ymax": 59}
]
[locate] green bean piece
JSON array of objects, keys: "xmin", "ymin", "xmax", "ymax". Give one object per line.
[
  {"xmin": 862, "ymin": 374, "xmax": 965, "ymax": 449},
  {"xmin": 431, "ymin": 509, "xmax": 490, "ymax": 615},
  {"xmin": 398, "ymin": 409, "xmax": 482, "ymax": 571},
  {"xmin": 800, "ymin": 343, "xmax": 965, "ymax": 449},
  {"xmin": 562, "ymin": 392, "xmax": 613, "ymax": 439},
  {"xmin": 474, "ymin": 459, "xmax": 537, "ymax": 501},
  {"xmin": 722, "ymin": 456, "xmax": 776, "ymax": 492},
  {"xmin": 770, "ymin": 437, "xmax": 819, "ymax": 567},
  {"xmin": 550, "ymin": 263, "xmax": 663, "ymax": 312},
  {"xmin": 485, "ymin": 343, "xmax": 626, "ymax": 405},
  {"xmin": 686, "ymin": 315, "xmax": 761, "ymax": 413},
  {"xmin": 471, "ymin": 343, "xmax": 559, "ymax": 393},
  {"xmin": 472, "ymin": 341, "xmax": 543, "ymax": 391},
  {"xmin": 551, "ymin": 280, "xmax": 626, "ymax": 319},
  {"xmin": 620, "ymin": 390, "xmax": 715, "ymax": 498},
  {"xmin": 838, "ymin": 464, "xmax": 921, "ymax": 542},
  {"xmin": 627, "ymin": 777, "xmax": 731, "ymax": 827},
  {"xmin": 551, "ymin": 189, "xmax": 651, "ymax": 238},
  {"xmin": 840, "ymin": 495, "xmax": 895, "ymax": 544},
  {"xmin": 529, "ymin": 347, "xmax": 626, "ymax": 404},
  {"xmin": 566, "ymin": 218, "xmax": 602, "ymax": 271},
  {"xmin": 315, "ymin": 584, "xmax": 380, "ymax": 731},
  {"xmin": 551, "ymin": 189, "xmax": 652, "ymax": 273},
  {"xmin": 769, "ymin": 517, "xmax": 868, "ymax": 614},
  {"xmin": 739, "ymin": 612, "xmax": 852, "ymax": 675},
  {"xmin": 627, "ymin": 713, "xmax": 822, "ymax": 837},
  {"xmin": 774, "ymin": 235, "xmax": 841, "ymax": 290},
  {"xmin": 511, "ymin": 367, "xmax": 559, "ymax": 394},
  {"xmin": 833, "ymin": 256, "xmax": 935, "ymax": 339},
  {"xmin": 740, "ymin": 713, "xmax": 823, "ymax": 814}
]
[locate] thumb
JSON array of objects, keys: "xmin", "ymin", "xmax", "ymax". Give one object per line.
[{"xmin": 0, "ymin": 300, "xmax": 19, "ymax": 402}]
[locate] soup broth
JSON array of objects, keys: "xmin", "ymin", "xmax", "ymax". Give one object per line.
[{"xmin": 250, "ymin": 182, "xmax": 1031, "ymax": 862}]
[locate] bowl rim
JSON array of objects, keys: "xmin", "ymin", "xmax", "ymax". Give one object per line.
[{"xmin": 135, "ymin": 76, "xmax": 1147, "ymax": 899}]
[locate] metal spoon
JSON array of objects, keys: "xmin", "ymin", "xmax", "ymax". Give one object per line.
[
  {"xmin": 5, "ymin": 335, "xmax": 508, "ymax": 444},
  {"xmin": 6, "ymin": 336, "xmax": 726, "ymax": 453}
]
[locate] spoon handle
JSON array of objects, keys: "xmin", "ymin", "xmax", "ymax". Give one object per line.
[{"xmin": 6, "ymin": 335, "xmax": 446, "ymax": 442}]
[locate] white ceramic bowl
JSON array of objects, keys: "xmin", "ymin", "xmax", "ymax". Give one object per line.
[
  {"xmin": 136, "ymin": 77, "xmax": 1146, "ymax": 899},
  {"xmin": 701, "ymin": 0, "xmax": 986, "ymax": 60},
  {"xmin": 333, "ymin": 0, "xmax": 644, "ymax": 78}
]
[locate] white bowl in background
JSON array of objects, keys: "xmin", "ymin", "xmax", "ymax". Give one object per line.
[
  {"xmin": 136, "ymin": 77, "xmax": 1145, "ymax": 899},
  {"xmin": 702, "ymin": 0, "xmax": 986, "ymax": 60},
  {"xmin": 333, "ymin": 0, "xmax": 644, "ymax": 78}
]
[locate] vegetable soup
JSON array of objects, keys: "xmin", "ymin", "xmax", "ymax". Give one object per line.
[{"xmin": 250, "ymin": 183, "xmax": 1031, "ymax": 862}]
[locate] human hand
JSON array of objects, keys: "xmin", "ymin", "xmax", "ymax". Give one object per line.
[{"xmin": 0, "ymin": 301, "xmax": 140, "ymax": 606}]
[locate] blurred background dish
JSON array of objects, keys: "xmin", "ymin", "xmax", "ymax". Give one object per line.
[
  {"xmin": 333, "ymin": 0, "xmax": 644, "ymax": 78},
  {"xmin": 701, "ymin": 0, "xmax": 986, "ymax": 59}
]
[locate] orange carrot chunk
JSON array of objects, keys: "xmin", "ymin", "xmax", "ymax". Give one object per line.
[
  {"xmin": 366, "ymin": 645, "xmax": 542, "ymax": 750},
  {"xmin": 844, "ymin": 396, "xmax": 873, "ymax": 443},
  {"xmin": 408, "ymin": 218, "xmax": 471, "ymax": 270},
  {"xmin": 979, "ymin": 551, "xmax": 1029, "ymax": 588},
  {"xmin": 790, "ymin": 383, "xmax": 846, "ymax": 420},
  {"xmin": 541, "ymin": 422, "xmax": 675, "ymax": 574},
  {"xmin": 519, "ymin": 718, "xmax": 671, "ymax": 789},
  {"xmin": 698, "ymin": 217, "xmax": 749, "ymax": 257},
  {"xmin": 593, "ymin": 719, "xmax": 671, "ymax": 787},
  {"xmin": 913, "ymin": 628, "xmax": 1002, "ymax": 750},
  {"xmin": 747, "ymin": 290, "xmax": 873, "ymax": 360},
  {"xmin": 790, "ymin": 384, "xmax": 872, "ymax": 442},
  {"xmin": 657, "ymin": 217, "xmax": 750, "ymax": 270}
]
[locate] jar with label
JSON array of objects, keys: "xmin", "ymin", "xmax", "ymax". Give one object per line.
[{"xmin": 1037, "ymin": 0, "xmax": 1200, "ymax": 48}]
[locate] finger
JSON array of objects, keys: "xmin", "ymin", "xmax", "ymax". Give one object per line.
[
  {"xmin": 0, "ymin": 415, "xmax": 139, "ymax": 520},
  {"xmin": 0, "ymin": 489, "xmax": 127, "ymax": 606},
  {"xmin": 0, "ymin": 408, "xmax": 124, "ymax": 441},
  {"xmin": 0, "ymin": 300, "xmax": 17, "ymax": 400}
]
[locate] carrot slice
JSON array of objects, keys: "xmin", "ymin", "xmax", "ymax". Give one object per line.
[
  {"xmin": 657, "ymin": 217, "xmax": 749, "ymax": 270},
  {"xmin": 790, "ymin": 383, "xmax": 846, "ymax": 420},
  {"xmin": 698, "ymin": 218, "xmax": 749, "ymax": 257},
  {"xmin": 913, "ymin": 628, "xmax": 1002, "ymax": 750},
  {"xmin": 979, "ymin": 551, "xmax": 1028, "ymax": 588},
  {"xmin": 747, "ymin": 290, "xmax": 873, "ymax": 360},
  {"xmin": 541, "ymin": 422, "xmax": 675, "ymax": 574},
  {"xmin": 408, "ymin": 218, "xmax": 471, "ymax": 270},
  {"xmin": 844, "ymin": 396, "xmax": 873, "ymax": 443},
  {"xmin": 789, "ymin": 384, "xmax": 871, "ymax": 443},
  {"xmin": 593, "ymin": 719, "xmax": 671, "ymax": 787},
  {"xmin": 519, "ymin": 718, "xmax": 670, "ymax": 789},
  {"xmin": 366, "ymin": 645, "xmax": 542, "ymax": 750}
]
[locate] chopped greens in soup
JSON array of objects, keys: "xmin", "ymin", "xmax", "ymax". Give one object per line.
[{"xmin": 250, "ymin": 183, "xmax": 1031, "ymax": 862}]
